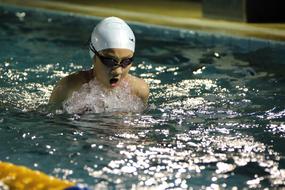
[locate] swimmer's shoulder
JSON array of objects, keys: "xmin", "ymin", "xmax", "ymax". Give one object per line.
[
  {"xmin": 49, "ymin": 69, "xmax": 93, "ymax": 105},
  {"xmin": 128, "ymin": 75, "xmax": 149, "ymax": 104}
]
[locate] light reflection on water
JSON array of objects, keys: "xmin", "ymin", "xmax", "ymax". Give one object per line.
[{"xmin": 1, "ymin": 6, "xmax": 285, "ymax": 189}]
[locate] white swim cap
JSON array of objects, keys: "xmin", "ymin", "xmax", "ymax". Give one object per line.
[{"xmin": 89, "ymin": 17, "xmax": 135, "ymax": 58}]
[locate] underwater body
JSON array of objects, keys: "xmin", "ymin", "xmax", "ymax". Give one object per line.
[{"xmin": 1, "ymin": 4, "xmax": 285, "ymax": 189}]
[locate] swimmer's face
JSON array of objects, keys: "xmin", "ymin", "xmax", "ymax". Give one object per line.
[{"xmin": 93, "ymin": 48, "xmax": 133, "ymax": 88}]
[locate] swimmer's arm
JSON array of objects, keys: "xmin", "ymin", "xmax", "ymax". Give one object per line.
[
  {"xmin": 49, "ymin": 77, "xmax": 71, "ymax": 106},
  {"xmin": 135, "ymin": 78, "xmax": 150, "ymax": 105},
  {"xmin": 49, "ymin": 71, "xmax": 91, "ymax": 106}
]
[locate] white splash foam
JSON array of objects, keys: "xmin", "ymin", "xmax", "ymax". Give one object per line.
[{"xmin": 63, "ymin": 78, "xmax": 145, "ymax": 114}]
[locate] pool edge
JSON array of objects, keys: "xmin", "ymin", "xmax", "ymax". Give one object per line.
[{"xmin": 1, "ymin": 0, "xmax": 285, "ymax": 42}]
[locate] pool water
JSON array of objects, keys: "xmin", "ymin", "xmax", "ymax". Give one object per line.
[
  {"xmin": 1, "ymin": 4, "xmax": 285, "ymax": 189},
  {"xmin": 62, "ymin": 78, "xmax": 145, "ymax": 114}
]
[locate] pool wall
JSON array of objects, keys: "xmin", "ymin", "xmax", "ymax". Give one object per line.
[{"xmin": 1, "ymin": 3, "xmax": 285, "ymax": 54}]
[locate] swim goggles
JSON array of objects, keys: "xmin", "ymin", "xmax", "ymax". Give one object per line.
[{"xmin": 90, "ymin": 43, "xmax": 133, "ymax": 68}]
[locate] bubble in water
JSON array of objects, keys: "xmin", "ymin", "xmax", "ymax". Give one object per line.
[{"xmin": 63, "ymin": 78, "xmax": 145, "ymax": 114}]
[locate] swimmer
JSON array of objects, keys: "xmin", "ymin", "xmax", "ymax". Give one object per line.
[{"xmin": 49, "ymin": 17, "xmax": 149, "ymax": 109}]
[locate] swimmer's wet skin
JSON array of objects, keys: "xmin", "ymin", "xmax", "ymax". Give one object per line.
[
  {"xmin": 49, "ymin": 17, "xmax": 149, "ymax": 113},
  {"xmin": 0, "ymin": 161, "xmax": 89, "ymax": 190}
]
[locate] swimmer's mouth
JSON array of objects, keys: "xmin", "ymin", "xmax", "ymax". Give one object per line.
[{"xmin": 109, "ymin": 78, "xmax": 119, "ymax": 86}]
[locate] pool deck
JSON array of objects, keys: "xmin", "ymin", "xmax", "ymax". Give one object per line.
[{"xmin": 1, "ymin": 0, "xmax": 285, "ymax": 42}]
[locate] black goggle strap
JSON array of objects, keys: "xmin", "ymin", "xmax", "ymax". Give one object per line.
[{"xmin": 89, "ymin": 43, "xmax": 100, "ymax": 57}]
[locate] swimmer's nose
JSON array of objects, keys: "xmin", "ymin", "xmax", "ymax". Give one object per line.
[{"xmin": 111, "ymin": 66, "xmax": 123, "ymax": 76}]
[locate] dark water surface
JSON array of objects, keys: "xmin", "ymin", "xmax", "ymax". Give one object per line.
[{"xmin": 1, "ymin": 5, "xmax": 285, "ymax": 189}]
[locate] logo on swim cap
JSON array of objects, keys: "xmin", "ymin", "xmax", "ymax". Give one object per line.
[{"xmin": 90, "ymin": 17, "xmax": 135, "ymax": 58}]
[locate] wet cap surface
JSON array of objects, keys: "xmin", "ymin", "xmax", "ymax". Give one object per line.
[{"xmin": 90, "ymin": 17, "xmax": 135, "ymax": 58}]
